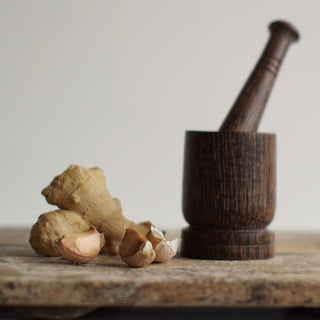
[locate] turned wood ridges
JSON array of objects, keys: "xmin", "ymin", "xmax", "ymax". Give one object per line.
[
  {"xmin": 181, "ymin": 20, "xmax": 299, "ymax": 260},
  {"xmin": 219, "ymin": 21, "xmax": 299, "ymax": 132}
]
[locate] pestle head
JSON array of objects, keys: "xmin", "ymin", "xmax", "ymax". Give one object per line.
[
  {"xmin": 269, "ymin": 20, "xmax": 300, "ymax": 42},
  {"xmin": 219, "ymin": 20, "xmax": 299, "ymax": 132}
]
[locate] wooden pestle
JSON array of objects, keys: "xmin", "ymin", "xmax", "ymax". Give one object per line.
[
  {"xmin": 219, "ymin": 21, "xmax": 299, "ymax": 132},
  {"xmin": 181, "ymin": 20, "xmax": 300, "ymax": 260}
]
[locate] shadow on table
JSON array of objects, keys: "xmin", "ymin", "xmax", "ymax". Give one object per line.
[{"xmin": 2, "ymin": 307, "xmax": 320, "ymax": 320}]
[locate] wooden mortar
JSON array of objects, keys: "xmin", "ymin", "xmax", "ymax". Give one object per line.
[{"xmin": 181, "ymin": 21, "xmax": 299, "ymax": 260}]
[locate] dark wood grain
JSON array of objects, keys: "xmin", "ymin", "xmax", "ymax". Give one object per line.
[
  {"xmin": 181, "ymin": 20, "xmax": 299, "ymax": 260},
  {"xmin": 181, "ymin": 132, "xmax": 276, "ymax": 259},
  {"xmin": 219, "ymin": 21, "xmax": 299, "ymax": 132},
  {"xmin": 181, "ymin": 227, "xmax": 275, "ymax": 259}
]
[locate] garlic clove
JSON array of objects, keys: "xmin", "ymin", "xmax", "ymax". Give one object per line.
[
  {"xmin": 146, "ymin": 226, "xmax": 179, "ymax": 263},
  {"xmin": 119, "ymin": 228, "xmax": 156, "ymax": 268},
  {"xmin": 57, "ymin": 227, "xmax": 105, "ymax": 264},
  {"xmin": 153, "ymin": 238, "xmax": 179, "ymax": 263}
]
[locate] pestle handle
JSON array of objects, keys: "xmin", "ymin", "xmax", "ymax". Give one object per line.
[{"xmin": 219, "ymin": 21, "xmax": 299, "ymax": 132}]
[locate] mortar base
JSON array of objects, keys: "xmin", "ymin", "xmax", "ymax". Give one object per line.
[{"xmin": 181, "ymin": 227, "xmax": 274, "ymax": 260}]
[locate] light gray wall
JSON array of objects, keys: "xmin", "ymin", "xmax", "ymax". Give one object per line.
[{"xmin": 0, "ymin": 0, "xmax": 319, "ymax": 230}]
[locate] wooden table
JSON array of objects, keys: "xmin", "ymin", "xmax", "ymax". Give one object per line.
[{"xmin": 1, "ymin": 229, "xmax": 320, "ymax": 319}]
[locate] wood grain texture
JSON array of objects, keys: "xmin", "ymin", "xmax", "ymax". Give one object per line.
[
  {"xmin": 219, "ymin": 21, "xmax": 299, "ymax": 132},
  {"xmin": 181, "ymin": 228, "xmax": 274, "ymax": 260},
  {"xmin": 182, "ymin": 131, "xmax": 276, "ymax": 259},
  {"xmin": 181, "ymin": 20, "xmax": 299, "ymax": 259},
  {"xmin": 2, "ymin": 229, "xmax": 320, "ymax": 309}
]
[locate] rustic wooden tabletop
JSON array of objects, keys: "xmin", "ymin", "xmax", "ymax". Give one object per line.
[{"xmin": 1, "ymin": 229, "xmax": 320, "ymax": 319}]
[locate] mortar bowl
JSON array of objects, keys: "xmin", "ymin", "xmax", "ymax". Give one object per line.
[{"xmin": 181, "ymin": 131, "xmax": 276, "ymax": 260}]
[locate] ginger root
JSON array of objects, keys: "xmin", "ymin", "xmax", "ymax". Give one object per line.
[
  {"xmin": 41, "ymin": 165, "xmax": 151, "ymax": 242},
  {"xmin": 30, "ymin": 165, "xmax": 152, "ymax": 257},
  {"xmin": 30, "ymin": 165, "xmax": 178, "ymax": 266}
]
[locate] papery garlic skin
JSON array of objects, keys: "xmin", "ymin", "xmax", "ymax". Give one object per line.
[
  {"xmin": 147, "ymin": 227, "xmax": 179, "ymax": 263},
  {"xmin": 121, "ymin": 241, "xmax": 156, "ymax": 268},
  {"xmin": 119, "ymin": 228, "xmax": 156, "ymax": 268},
  {"xmin": 153, "ymin": 238, "xmax": 179, "ymax": 263}
]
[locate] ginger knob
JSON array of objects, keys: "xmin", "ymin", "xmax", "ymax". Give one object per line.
[
  {"xmin": 41, "ymin": 165, "xmax": 152, "ymax": 243},
  {"xmin": 29, "ymin": 210, "xmax": 91, "ymax": 256}
]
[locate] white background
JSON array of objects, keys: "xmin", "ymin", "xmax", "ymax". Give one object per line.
[{"xmin": 0, "ymin": 0, "xmax": 319, "ymax": 230}]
